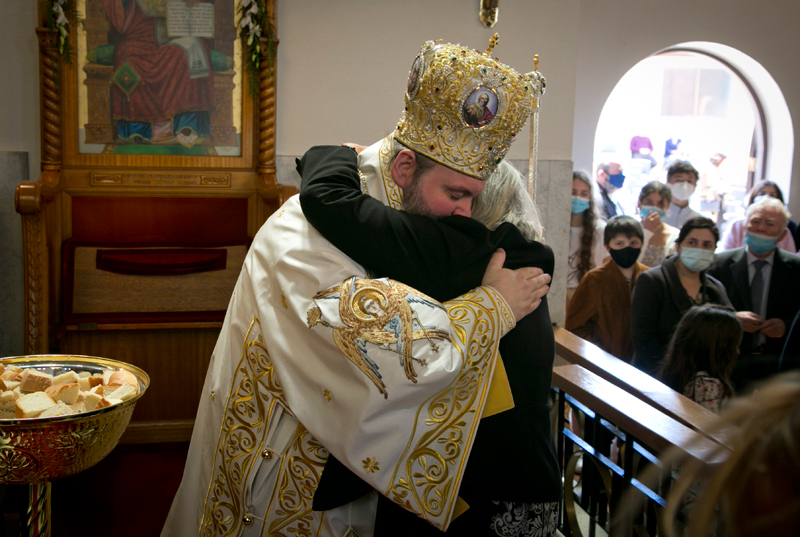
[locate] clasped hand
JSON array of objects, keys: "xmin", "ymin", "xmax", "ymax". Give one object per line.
[{"xmin": 736, "ymin": 311, "xmax": 786, "ymax": 338}]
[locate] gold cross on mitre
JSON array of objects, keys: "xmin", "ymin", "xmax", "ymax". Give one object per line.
[{"xmin": 485, "ymin": 33, "xmax": 499, "ymax": 55}]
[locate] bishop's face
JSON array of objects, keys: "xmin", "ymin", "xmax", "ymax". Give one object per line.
[{"xmin": 403, "ymin": 164, "xmax": 486, "ymax": 218}]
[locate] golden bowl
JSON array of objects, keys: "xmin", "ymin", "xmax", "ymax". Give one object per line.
[{"xmin": 0, "ymin": 355, "xmax": 149, "ymax": 485}]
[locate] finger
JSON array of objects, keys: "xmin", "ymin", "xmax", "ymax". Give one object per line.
[
  {"xmin": 487, "ymin": 249, "xmax": 506, "ymax": 271},
  {"xmin": 532, "ymin": 284, "xmax": 550, "ymax": 301},
  {"xmin": 524, "ymin": 267, "xmax": 545, "ymax": 280},
  {"xmin": 529, "ymin": 273, "xmax": 551, "ymax": 289}
]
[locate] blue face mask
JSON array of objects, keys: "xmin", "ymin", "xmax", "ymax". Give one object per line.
[
  {"xmin": 571, "ymin": 197, "xmax": 590, "ymax": 215},
  {"xmin": 745, "ymin": 231, "xmax": 778, "ymax": 255},
  {"xmin": 608, "ymin": 172, "xmax": 626, "ymax": 189},
  {"xmin": 680, "ymin": 247, "xmax": 715, "ymax": 272},
  {"xmin": 640, "ymin": 206, "xmax": 666, "ymax": 220}
]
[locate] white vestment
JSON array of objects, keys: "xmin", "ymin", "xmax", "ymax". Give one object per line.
[{"xmin": 162, "ymin": 138, "xmax": 515, "ymax": 536}]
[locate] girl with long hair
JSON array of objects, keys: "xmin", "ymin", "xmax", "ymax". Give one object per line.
[
  {"xmin": 658, "ymin": 304, "xmax": 741, "ymax": 413},
  {"xmin": 567, "ymin": 171, "xmax": 608, "ymax": 307}
]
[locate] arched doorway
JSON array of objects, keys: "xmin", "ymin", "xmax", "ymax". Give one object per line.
[{"xmin": 593, "ymin": 42, "xmax": 793, "ymax": 231}]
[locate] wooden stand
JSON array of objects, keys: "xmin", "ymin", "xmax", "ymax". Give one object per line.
[{"xmin": 16, "ymin": 1, "xmax": 294, "ymax": 443}]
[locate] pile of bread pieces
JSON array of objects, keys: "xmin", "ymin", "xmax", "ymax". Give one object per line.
[{"xmin": 0, "ymin": 363, "xmax": 139, "ymax": 419}]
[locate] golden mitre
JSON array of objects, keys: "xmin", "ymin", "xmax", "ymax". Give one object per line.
[{"xmin": 394, "ymin": 36, "xmax": 545, "ymax": 180}]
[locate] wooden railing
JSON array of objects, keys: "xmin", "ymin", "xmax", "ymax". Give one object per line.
[{"xmin": 554, "ymin": 326, "xmax": 732, "ymax": 448}]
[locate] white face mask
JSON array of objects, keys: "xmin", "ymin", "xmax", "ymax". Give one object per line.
[{"xmin": 669, "ymin": 181, "xmax": 696, "ymax": 201}]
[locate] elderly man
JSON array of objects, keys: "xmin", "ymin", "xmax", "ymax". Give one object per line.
[
  {"xmin": 596, "ymin": 161, "xmax": 625, "ymax": 220},
  {"xmin": 163, "ymin": 39, "xmax": 553, "ymax": 537},
  {"xmin": 663, "ymin": 161, "xmax": 702, "ymax": 228},
  {"xmin": 709, "ymin": 197, "xmax": 800, "ymax": 390}
]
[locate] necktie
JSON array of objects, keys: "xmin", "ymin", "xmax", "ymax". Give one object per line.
[{"xmin": 751, "ymin": 260, "xmax": 766, "ymax": 316}]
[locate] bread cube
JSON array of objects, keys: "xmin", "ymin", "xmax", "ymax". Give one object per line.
[
  {"xmin": 15, "ymin": 392, "xmax": 57, "ymax": 418},
  {"xmin": 45, "ymin": 382, "xmax": 81, "ymax": 405},
  {"xmin": 83, "ymin": 392, "xmax": 103, "ymax": 411},
  {"xmin": 52, "ymin": 371, "xmax": 80, "ymax": 385},
  {"xmin": 19, "ymin": 370, "xmax": 53, "ymax": 393},
  {"xmin": 39, "ymin": 402, "xmax": 73, "ymax": 418}
]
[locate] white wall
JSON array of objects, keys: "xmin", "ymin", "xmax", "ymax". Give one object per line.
[
  {"xmin": 0, "ymin": 1, "xmax": 39, "ymax": 180},
  {"xmin": 572, "ymin": 0, "xmax": 800, "ymax": 216},
  {"xmin": 275, "ymin": 0, "xmax": 580, "ymax": 161}
]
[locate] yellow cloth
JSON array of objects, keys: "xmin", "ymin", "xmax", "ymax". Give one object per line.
[{"xmin": 481, "ymin": 355, "xmax": 515, "ymax": 418}]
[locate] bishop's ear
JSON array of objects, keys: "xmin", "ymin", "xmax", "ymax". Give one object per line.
[{"xmin": 391, "ymin": 150, "xmax": 418, "ymax": 189}]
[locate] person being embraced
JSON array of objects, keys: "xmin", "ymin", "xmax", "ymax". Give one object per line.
[
  {"xmin": 637, "ymin": 180, "xmax": 680, "ymax": 267},
  {"xmin": 566, "ymin": 171, "xmax": 608, "ymax": 308},
  {"xmin": 720, "ymin": 180, "xmax": 797, "ymax": 253},
  {"xmin": 566, "ymin": 216, "xmax": 648, "ymax": 363},
  {"xmin": 631, "ymin": 217, "xmax": 732, "ymax": 376},
  {"xmin": 657, "ymin": 305, "xmax": 741, "ymax": 414}
]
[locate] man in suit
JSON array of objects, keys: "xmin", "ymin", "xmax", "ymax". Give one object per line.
[
  {"xmin": 709, "ymin": 197, "xmax": 800, "ymax": 390},
  {"xmin": 596, "ymin": 161, "xmax": 625, "ymax": 220}
]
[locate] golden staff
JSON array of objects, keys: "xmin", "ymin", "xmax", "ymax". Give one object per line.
[{"xmin": 527, "ymin": 55, "xmax": 546, "ymax": 201}]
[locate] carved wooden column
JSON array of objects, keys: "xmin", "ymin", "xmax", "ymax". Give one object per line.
[
  {"xmin": 15, "ymin": 183, "xmax": 49, "ymax": 355},
  {"xmin": 36, "ymin": 28, "xmax": 62, "ymax": 173},
  {"xmin": 256, "ymin": 22, "xmax": 278, "ymax": 183}
]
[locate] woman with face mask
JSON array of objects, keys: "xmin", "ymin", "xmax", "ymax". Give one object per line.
[
  {"xmin": 637, "ymin": 181, "xmax": 681, "ymax": 267},
  {"xmin": 720, "ymin": 180, "xmax": 797, "ymax": 253},
  {"xmin": 630, "ymin": 217, "xmax": 733, "ymax": 377},
  {"xmin": 566, "ymin": 171, "xmax": 608, "ymax": 310}
]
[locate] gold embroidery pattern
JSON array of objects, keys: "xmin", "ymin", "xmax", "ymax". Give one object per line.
[
  {"xmin": 323, "ymin": 389, "xmax": 332, "ymax": 401},
  {"xmin": 276, "ymin": 209, "xmax": 285, "ymax": 218},
  {"xmin": 260, "ymin": 424, "xmax": 328, "ymax": 537},
  {"xmin": 363, "ymin": 457, "xmax": 380, "ymax": 474},
  {"xmin": 378, "ymin": 136, "xmax": 404, "ymax": 210},
  {"xmin": 357, "ymin": 169, "xmax": 369, "ymax": 196},
  {"xmin": 307, "ymin": 277, "xmax": 449, "ymax": 399},
  {"xmin": 199, "ymin": 316, "xmax": 290, "ymax": 537},
  {"xmin": 482, "ymin": 286, "xmax": 516, "ymax": 334},
  {"xmin": 281, "ymin": 294, "xmax": 288, "ymax": 309},
  {"xmin": 387, "ymin": 289, "xmax": 501, "ymax": 528}
]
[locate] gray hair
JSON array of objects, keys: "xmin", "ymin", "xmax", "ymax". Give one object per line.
[
  {"xmin": 471, "ymin": 161, "xmax": 543, "ymax": 242},
  {"xmin": 746, "ymin": 196, "xmax": 792, "ymax": 229}
]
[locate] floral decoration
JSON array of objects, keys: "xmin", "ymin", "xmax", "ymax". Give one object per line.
[
  {"xmin": 239, "ymin": 0, "xmax": 276, "ymax": 95},
  {"xmin": 44, "ymin": 0, "xmax": 83, "ymax": 64}
]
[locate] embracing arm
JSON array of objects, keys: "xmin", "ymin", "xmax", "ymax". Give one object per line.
[{"xmin": 298, "ymin": 145, "xmax": 553, "ymax": 301}]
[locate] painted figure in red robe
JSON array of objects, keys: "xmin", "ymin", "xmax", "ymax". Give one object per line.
[{"xmin": 102, "ymin": 0, "xmax": 216, "ymax": 147}]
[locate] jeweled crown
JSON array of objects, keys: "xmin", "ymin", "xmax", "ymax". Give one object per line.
[{"xmin": 394, "ymin": 36, "xmax": 544, "ymax": 180}]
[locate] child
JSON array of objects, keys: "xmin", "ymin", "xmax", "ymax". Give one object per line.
[
  {"xmin": 657, "ymin": 304, "xmax": 741, "ymax": 413},
  {"xmin": 566, "ymin": 216, "xmax": 649, "ymax": 363}
]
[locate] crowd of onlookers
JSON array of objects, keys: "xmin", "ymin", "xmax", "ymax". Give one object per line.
[{"xmin": 565, "ymin": 160, "xmax": 800, "ymax": 412}]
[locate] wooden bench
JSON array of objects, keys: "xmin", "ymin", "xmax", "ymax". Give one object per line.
[{"xmin": 554, "ymin": 326, "xmax": 734, "ymax": 448}]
